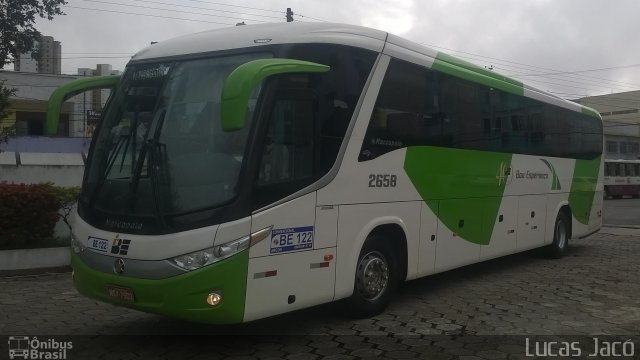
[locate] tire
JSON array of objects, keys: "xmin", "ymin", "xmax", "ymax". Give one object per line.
[
  {"xmin": 547, "ymin": 212, "xmax": 569, "ymax": 259},
  {"xmin": 346, "ymin": 236, "xmax": 398, "ymax": 318}
]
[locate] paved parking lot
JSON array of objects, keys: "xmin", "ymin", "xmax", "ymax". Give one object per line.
[
  {"xmin": 1, "ymin": 230, "xmax": 639, "ymax": 359},
  {"xmin": 604, "ymin": 197, "xmax": 640, "ymax": 227}
]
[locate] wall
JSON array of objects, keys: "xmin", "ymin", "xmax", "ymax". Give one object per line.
[
  {"xmin": 0, "ymin": 136, "xmax": 90, "ymax": 153},
  {"xmin": 0, "ymin": 151, "xmax": 85, "ymax": 238}
]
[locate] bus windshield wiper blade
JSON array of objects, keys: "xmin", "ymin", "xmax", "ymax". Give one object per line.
[{"xmin": 130, "ymin": 108, "xmax": 166, "ymax": 197}]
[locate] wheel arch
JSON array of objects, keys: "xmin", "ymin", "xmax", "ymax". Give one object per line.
[
  {"xmin": 547, "ymin": 200, "xmax": 572, "ymax": 243},
  {"xmin": 340, "ymin": 217, "xmax": 409, "ymax": 299},
  {"xmin": 366, "ymin": 223, "xmax": 408, "ymax": 283},
  {"xmin": 559, "ymin": 204, "xmax": 573, "ymax": 239}
]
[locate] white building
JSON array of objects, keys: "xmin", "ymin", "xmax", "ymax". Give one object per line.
[
  {"xmin": 74, "ymin": 65, "xmax": 121, "ymax": 137},
  {"xmin": 1, "ymin": 64, "xmax": 120, "ymax": 138},
  {"xmin": 13, "ymin": 35, "xmax": 62, "ymax": 74},
  {"xmin": 575, "ymin": 91, "xmax": 640, "ymax": 160}
]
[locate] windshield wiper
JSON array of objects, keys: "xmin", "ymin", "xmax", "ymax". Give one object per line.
[
  {"xmin": 130, "ymin": 108, "xmax": 166, "ymax": 196},
  {"xmin": 129, "ymin": 108, "xmax": 169, "ymax": 226},
  {"xmin": 148, "ymin": 139, "xmax": 168, "ymax": 227}
]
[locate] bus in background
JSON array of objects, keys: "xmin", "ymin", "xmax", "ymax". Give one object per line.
[
  {"xmin": 46, "ymin": 23, "xmax": 603, "ymax": 324},
  {"xmin": 604, "ymin": 159, "xmax": 640, "ymax": 198}
]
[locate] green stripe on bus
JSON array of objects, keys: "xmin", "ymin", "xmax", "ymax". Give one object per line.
[
  {"xmin": 569, "ymin": 156, "xmax": 601, "ymax": 224},
  {"xmin": 71, "ymin": 250, "xmax": 249, "ymax": 324},
  {"xmin": 404, "ymin": 146, "xmax": 512, "ymax": 245},
  {"xmin": 433, "ymin": 52, "xmax": 524, "ymax": 96}
]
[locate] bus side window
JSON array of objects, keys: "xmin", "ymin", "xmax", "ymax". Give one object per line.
[
  {"xmin": 253, "ymin": 89, "xmax": 318, "ymax": 208},
  {"xmin": 359, "ymin": 58, "xmax": 434, "ymax": 161}
]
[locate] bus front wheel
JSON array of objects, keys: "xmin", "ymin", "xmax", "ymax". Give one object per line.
[
  {"xmin": 547, "ymin": 212, "xmax": 569, "ymax": 259},
  {"xmin": 346, "ymin": 236, "xmax": 398, "ymax": 318}
]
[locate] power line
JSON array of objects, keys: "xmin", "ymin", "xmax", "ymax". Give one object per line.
[
  {"xmin": 66, "ymin": 5, "xmax": 237, "ymax": 25},
  {"xmin": 420, "ymin": 41, "xmax": 640, "ymax": 91},
  {"xmin": 498, "ymin": 65, "xmax": 639, "ymax": 93},
  {"xmin": 18, "ymin": 56, "xmax": 130, "ymax": 59},
  {"xmin": 513, "ymin": 63, "xmax": 640, "ymax": 77},
  {"xmin": 295, "ymin": 13, "xmax": 328, "ymax": 22},
  {"xmin": 63, "ymin": 52, "xmax": 133, "ymax": 54},
  {"xmin": 126, "ymin": 0, "xmax": 283, "ymax": 20},
  {"xmin": 77, "ymin": 0, "xmax": 271, "ymax": 23},
  {"xmin": 447, "ymin": 51, "xmax": 639, "ymax": 92},
  {"xmin": 574, "ymin": 99, "xmax": 639, "ymax": 111},
  {"xmin": 181, "ymin": 0, "xmax": 283, "ymax": 14}
]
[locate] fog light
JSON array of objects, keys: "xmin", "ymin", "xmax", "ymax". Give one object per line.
[{"xmin": 206, "ymin": 292, "xmax": 222, "ymax": 306}]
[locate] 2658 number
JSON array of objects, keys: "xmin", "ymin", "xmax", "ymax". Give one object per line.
[{"xmin": 368, "ymin": 174, "xmax": 397, "ymax": 187}]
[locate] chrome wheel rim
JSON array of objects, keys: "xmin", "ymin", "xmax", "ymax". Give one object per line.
[
  {"xmin": 355, "ymin": 251, "xmax": 389, "ymax": 301},
  {"xmin": 556, "ymin": 220, "xmax": 567, "ymax": 249}
]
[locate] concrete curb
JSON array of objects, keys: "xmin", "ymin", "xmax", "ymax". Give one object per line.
[
  {"xmin": 599, "ymin": 227, "xmax": 640, "ymax": 237},
  {"xmin": 0, "ymin": 266, "xmax": 71, "ymax": 277},
  {"xmin": 602, "ymin": 224, "xmax": 640, "ymax": 229}
]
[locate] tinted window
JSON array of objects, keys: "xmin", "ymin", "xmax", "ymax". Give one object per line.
[{"xmin": 359, "ymin": 58, "xmax": 602, "ymax": 161}]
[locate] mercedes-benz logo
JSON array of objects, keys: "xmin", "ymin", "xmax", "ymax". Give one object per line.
[{"xmin": 114, "ymin": 258, "xmax": 126, "ymax": 275}]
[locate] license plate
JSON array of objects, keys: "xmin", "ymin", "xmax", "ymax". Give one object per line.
[
  {"xmin": 87, "ymin": 236, "xmax": 109, "ymax": 253},
  {"xmin": 270, "ymin": 226, "xmax": 314, "ymax": 254},
  {"xmin": 106, "ymin": 285, "xmax": 135, "ymax": 302}
]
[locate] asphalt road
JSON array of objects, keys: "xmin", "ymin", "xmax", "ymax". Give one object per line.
[
  {"xmin": 1, "ymin": 230, "xmax": 639, "ymax": 359},
  {"xmin": 603, "ymin": 197, "xmax": 640, "ymax": 226}
]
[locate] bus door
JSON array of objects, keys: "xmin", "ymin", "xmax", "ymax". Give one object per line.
[{"xmin": 243, "ymin": 89, "xmax": 337, "ymax": 322}]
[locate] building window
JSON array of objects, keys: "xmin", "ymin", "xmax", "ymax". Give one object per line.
[{"xmin": 606, "ymin": 141, "xmax": 618, "ymax": 153}]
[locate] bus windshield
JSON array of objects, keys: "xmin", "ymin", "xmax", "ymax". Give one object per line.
[{"xmin": 84, "ymin": 53, "xmax": 269, "ymax": 218}]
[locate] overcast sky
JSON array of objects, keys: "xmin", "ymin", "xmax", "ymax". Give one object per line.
[{"xmin": 17, "ymin": 0, "xmax": 640, "ymax": 99}]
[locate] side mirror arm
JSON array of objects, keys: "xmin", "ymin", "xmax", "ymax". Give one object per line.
[{"xmin": 46, "ymin": 75, "xmax": 120, "ymax": 135}]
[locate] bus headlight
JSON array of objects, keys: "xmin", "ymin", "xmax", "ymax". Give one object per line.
[
  {"xmin": 70, "ymin": 233, "xmax": 85, "ymax": 253},
  {"xmin": 170, "ymin": 236, "xmax": 250, "ymax": 271}
]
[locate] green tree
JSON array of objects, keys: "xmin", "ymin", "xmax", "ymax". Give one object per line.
[{"xmin": 0, "ymin": 0, "xmax": 67, "ymax": 141}]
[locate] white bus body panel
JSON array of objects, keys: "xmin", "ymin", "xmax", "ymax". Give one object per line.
[
  {"xmin": 244, "ymin": 248, "xmax": 335, "ymax": 322},
  {"xmin": 417, "ymin": 202, "xmax": 438, "ymax": 277},
  {"xmin": 434, "ymin": 199, "xmax": 481, "ymax": 272},
  {"xmin": 334, "ymin": 201, "xmax": 421, "ymax": 300},
  {"xmin": 480, "ymin": 196, "xmax": 518, "ymax": 259},
  {"xmin": 516, "ymin": 195, "xmax": 547, "ymax": 251},
  {"xmin": 244, "ymin": 192, "xmax": 337, "ymax": 322}
]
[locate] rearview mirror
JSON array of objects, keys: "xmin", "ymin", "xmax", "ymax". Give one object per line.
[
  {"xmin": 46, "ymin": 75, "xmax": 120, "ymax": 135},
  {"xmin": 220, "ymin": 58, "xmax": 330, "ymax": 132}
]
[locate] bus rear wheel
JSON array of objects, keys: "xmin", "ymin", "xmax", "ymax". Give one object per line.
[
  {"xmin": 346, "ymin": 236, "xmax": 398, "ymax": 318},
  {"xmin": 547, "ymin": 212, "xmax": 569, "ymax": 259}
]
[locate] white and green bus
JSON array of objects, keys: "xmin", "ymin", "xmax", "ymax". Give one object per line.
[{"xmin": 47, "ymin": 23, "xmax": 603, "ymax": 324}]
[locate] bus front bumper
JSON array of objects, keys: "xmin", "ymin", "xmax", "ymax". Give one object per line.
[{"xmin": 70, "ymin": 250, "xmax": 249, "ymax": 324}]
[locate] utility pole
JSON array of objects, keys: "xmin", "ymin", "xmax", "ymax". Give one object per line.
[{"xmin": 286, "ymin": 8, "xmax": 294, "ymax": 22}]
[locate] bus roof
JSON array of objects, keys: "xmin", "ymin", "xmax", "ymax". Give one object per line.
[
  {"xmin": 131, "ymin": 22, "xmax": 388, "ymax": 61},
  {"xmin": 130, "ymin": 22, "xmax": 600, "ymax": 119}
]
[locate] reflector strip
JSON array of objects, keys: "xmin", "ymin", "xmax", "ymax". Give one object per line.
[
  {"xmin": 310, "ymin": 262, "xmax": 330, "ymax": 269},
  {"xmin": 253, "ymin": 270, "xmax": 278, "ymax": 279}
]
